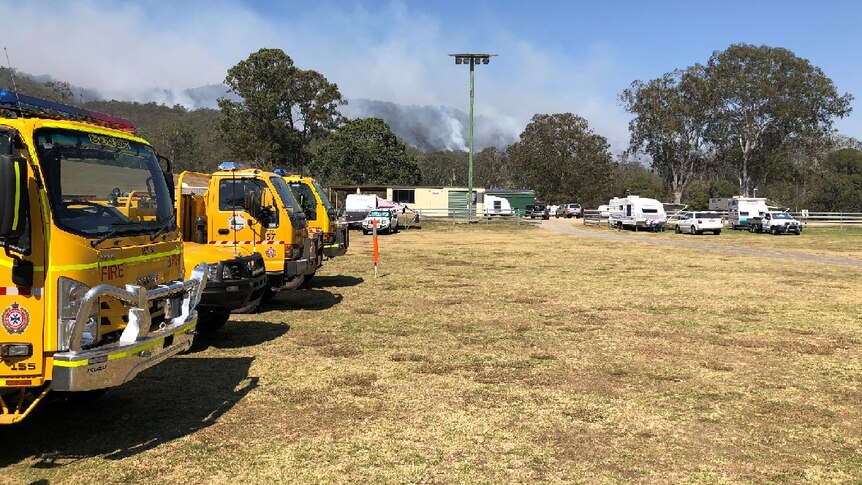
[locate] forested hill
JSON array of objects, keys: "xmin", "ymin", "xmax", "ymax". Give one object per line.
[{"xmin": 0, "ymin": 68, "xmax": 229, "ymax": 172}]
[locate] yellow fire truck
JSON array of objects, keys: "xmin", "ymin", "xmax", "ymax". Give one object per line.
[
  {"xmin": 279, "ymin": 172, "xmax": 349, "ymax": 261},
  {"xmin": 0, "ymin": 91, "xmax": 207, "ymax": 424},
  {"xmin": 177, "ymin": 164, "xmax": 318, "ymax": 302}
]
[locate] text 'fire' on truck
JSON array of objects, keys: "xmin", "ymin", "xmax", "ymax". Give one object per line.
[
  {"xmin": 176, "ymin": 164, "xmax": 320, "ymax": 302},
  {"xmin": 278, "ymin": 171, "xmax": 348, "ymax": 261},
  {"xmin": 0, "ymin": 91, "xmax": 207, "ymax": 424}
]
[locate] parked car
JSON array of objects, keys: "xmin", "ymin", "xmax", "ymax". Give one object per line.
[
  {"xmin": 550, "ymin": 205, "xmax": 565, "ymax": 218},
  {"xmin": 747, "ymin": 211, "xmax": 802, "ymax": 235},
  {"xmin": 526, "ymin": 203, "xmax": 550, "ymax": 220},
  {"xmin": 675, "ymin": 211, "xmax": 723, "ymax": 235},
  {"xmin": 559, "ymin": 203, "xmax": 582, "ymax": 218},
  {"xmin": 362, "ymin": 209, "xmax": 399, "ymax": 234}
]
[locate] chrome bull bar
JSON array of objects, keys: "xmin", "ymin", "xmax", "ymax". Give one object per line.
[
  {"xmin": 65, "ymin": 263, "xmax": 208, "ymax": 353},
  {"xmin": 50, "ymin": 264, "xmax": 209, "ymax": 392}
]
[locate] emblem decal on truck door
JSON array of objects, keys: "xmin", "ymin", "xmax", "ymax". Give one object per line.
[
  {"xmin": 229, "ymin": 215, "xmax": 246, "ymax": 231},
  {"xmin": 265, "ymin": 246, "xmax": 277, "ymax": 259},
  {"xmin": 2, "ymin": 302, "xmax": 30, "ymax": 335}
]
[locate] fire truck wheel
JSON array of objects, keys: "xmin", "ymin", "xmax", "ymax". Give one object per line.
[
  {"xmin": 300, "ymin": 272, "xmax": 316, "ymax": 288},
  {"xmin": 261, "ymin": 287, "xmax": 278, "ymax": 303},
  {"xmin": 281, "ymin": 275, "xmax": 305, "ymax": 291},
  {"xmin": 233, "ymin": 297, "xmax": 262, "ymax": 314},
  {"xmin": 197, "ymin": 308, "xmax": 231, "ymax": 333}
]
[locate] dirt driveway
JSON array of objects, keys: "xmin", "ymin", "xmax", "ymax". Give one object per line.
[{"xmin": 541, "ymin": 218, "xmax": 862, "ymax": 269}]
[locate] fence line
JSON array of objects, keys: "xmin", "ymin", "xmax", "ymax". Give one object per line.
[
  {"xmin": 367, "ymin": 207, "xmax": 862, "ymax": 226},
  {"xmin": 582, "ymin": 209, "xmax": 862, "ymax": 227},
  {"xmin": 396, "ymin": 207, "xmax": 541, "ymax": 225}
]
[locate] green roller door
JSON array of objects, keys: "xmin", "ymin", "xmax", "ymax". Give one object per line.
[{"xmin": 448, "ymin": 190, "xmax": 469, "ymax": 218}]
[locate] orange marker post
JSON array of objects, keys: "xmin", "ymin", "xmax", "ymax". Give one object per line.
[{"xmin": 372, "ymin": 219, "xmax": 379, "ymax": 277}]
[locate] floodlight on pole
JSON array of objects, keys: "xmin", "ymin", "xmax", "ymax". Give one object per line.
[{"xmin": 447, "ymin": 53, "xmax": 496, "ymax": 220}]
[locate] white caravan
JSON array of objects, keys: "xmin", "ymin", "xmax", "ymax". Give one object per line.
[
  {"xmin": 343, "ymin": 193, "xmax": 381, "ymax": 228},
  {"xmin": 607, "ymin": 195, "xmax": 667, "ymax": 231},
  {"xmin": 725, "ymin": 197, "xmax": 769, "ymax": 230},
  {"xmin": 484, "ymin": 195, "xmax": 513, "ymax": 216}
]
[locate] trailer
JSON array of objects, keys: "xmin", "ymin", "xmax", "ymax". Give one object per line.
[
  {"xmin": 724, "ymin": 197, "xmax": 769, "ymax": 230},
  {"xmin": 484, "ymin": 195, "xmax": 513, "ymax": 216},
  {"xmin": 607, "ymin": 196, "xmax": 667, "ymax": 231},
  {"xmin": 342, "ymin": 194, "xmax": 379, "ymax": 228}
]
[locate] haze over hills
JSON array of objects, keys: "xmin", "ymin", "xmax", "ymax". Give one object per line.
[
  {"xmin": 12, "ymin": 71, "xmax": 517, "ymax": 152},
  {"xmin": 143, "ymin": 85, "xmax": 517, "ymax": 152}
]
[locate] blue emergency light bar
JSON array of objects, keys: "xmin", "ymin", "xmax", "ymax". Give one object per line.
[
  {"xmin": 0, "ymin": 89, "xmax": 136, "ymax": 132},
  {"xmin": 218, "ymin": 161, "xmax": 249, "ymax": 171},
  {"xmin": 272, "ymin": 168, "xmax": 288, "ymax": 176}
]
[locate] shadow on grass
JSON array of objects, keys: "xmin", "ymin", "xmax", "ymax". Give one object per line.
[
  {"xmin": 0, "ymin": 357, "xmax": 257, "ymax": 468},
  {"xmin": 188, "ymin": 320, "xmax": 290, "ymax": 353},
  {"xmin": 263, "ymin": 288, "xmax": 344, "ymax": 311},
  {"xmin": 302, "ymin": 274, "xmax": 364, "ymax": 289}
]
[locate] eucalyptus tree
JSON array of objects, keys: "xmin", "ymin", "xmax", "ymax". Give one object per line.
[
  {"xmin": 621, "ymin": 65, "xmax": 714, "ymax": 204},
  {"xmin": 507, "ymin": 113, "xmax": 614, "ymax": 206},
  {"xmin": 705, "ymin": 44, "xmax": 852, "ymax": 196},
  {"xmin": 217, "ymin": 48, "xmax": 346, "ymax": 171},
  {"xmin": 310, "ymin": 117, "xmax": 420, "ymax": 185}
]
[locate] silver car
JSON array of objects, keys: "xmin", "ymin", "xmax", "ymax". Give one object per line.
[{"xmin": 560, "ymin": 203, "xmax": 582, "ymax": 218}]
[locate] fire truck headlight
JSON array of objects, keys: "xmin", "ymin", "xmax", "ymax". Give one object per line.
[
  {"xmin": 59, "ymin": 277, "xmax": 90, "ymax": 319},
  {"xmin": 206, "ymin": 263, "xmax": 232, "ymax": 282},
  {"xmin": 80, "ymin": 317, "xmax": 100, "ymax": 348},
  {"xmin": 57, "ymin": 277, "xmax": 100, "ymax": 351},
  {"xmin": 206, "ymin": 263, "xmax": 220, "ymax": 282}
]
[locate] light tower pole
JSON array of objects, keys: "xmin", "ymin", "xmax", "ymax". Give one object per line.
[{"xmin": 449, "ymin": 53, "xmax": 496, "ymax": 219}]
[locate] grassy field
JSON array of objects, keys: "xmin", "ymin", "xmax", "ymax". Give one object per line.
[
  {"xmin": 578, "ymin": 220, "xmax": 862, "ymax": 259},
  {"xmin": 2, "ymin": 222, "xmax": 862, "ymax": 484}
]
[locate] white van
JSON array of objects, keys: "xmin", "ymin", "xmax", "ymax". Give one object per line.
[{"xmin": 607, "ymin": 196, "xmax": 667, "ymax": 231}]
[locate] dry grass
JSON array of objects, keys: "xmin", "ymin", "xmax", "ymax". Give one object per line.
[{"xmin": 2, "ymin": 222, "xmax": 862, "ymax": 484}]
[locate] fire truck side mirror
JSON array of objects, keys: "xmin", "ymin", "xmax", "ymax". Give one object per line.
[
  {"xmin": 0, "ymin": 154, "xmax": 27, "ymax": 239},
  {"xmin": 243, "ymin": 187, "xmax": 264, "ymax": 221}
]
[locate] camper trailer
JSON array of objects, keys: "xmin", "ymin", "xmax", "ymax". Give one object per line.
[
  {"xmin": 343, "ymin": 194, "xmax": 380, "ymax": 228},
  {"xmin": 607, "ymin": 196, "xmax": 667, "ymax": 231},
  {"xmin": 484, "ymin": 195, "xmax": 513, "ymax": 216},
  {"xmin": 724, "ymin": 197, "xmax": 769, "ymax": 230}
]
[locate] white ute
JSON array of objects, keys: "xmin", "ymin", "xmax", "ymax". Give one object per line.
[
  {"xmin": 362, "ymin": 209, "xmax": 399, "ymax": 235},
  {"xmin": 747, "ymin": 211, "xmax": 802, "ymax": 235}
]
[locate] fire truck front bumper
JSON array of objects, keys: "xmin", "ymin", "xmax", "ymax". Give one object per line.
[
  {"xmin": 323, "ymin": 224, "xmax": 349, "ymax": 258},
  {"xmin": 51, "ymin": 264, "xmax": 208, "ymax": 392},
  {"xmin": 285, "ymin": 236, "xmax": 322, "ymax": 277}
]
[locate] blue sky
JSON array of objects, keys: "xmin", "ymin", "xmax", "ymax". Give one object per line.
[{"xmin": 3, "ymin": 0, "xmax": 860, "ymax": 152}]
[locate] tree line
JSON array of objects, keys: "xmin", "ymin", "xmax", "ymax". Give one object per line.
[{"xmin": 2, "ymin": 43, "xmax": 860, "ymax": 211}]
